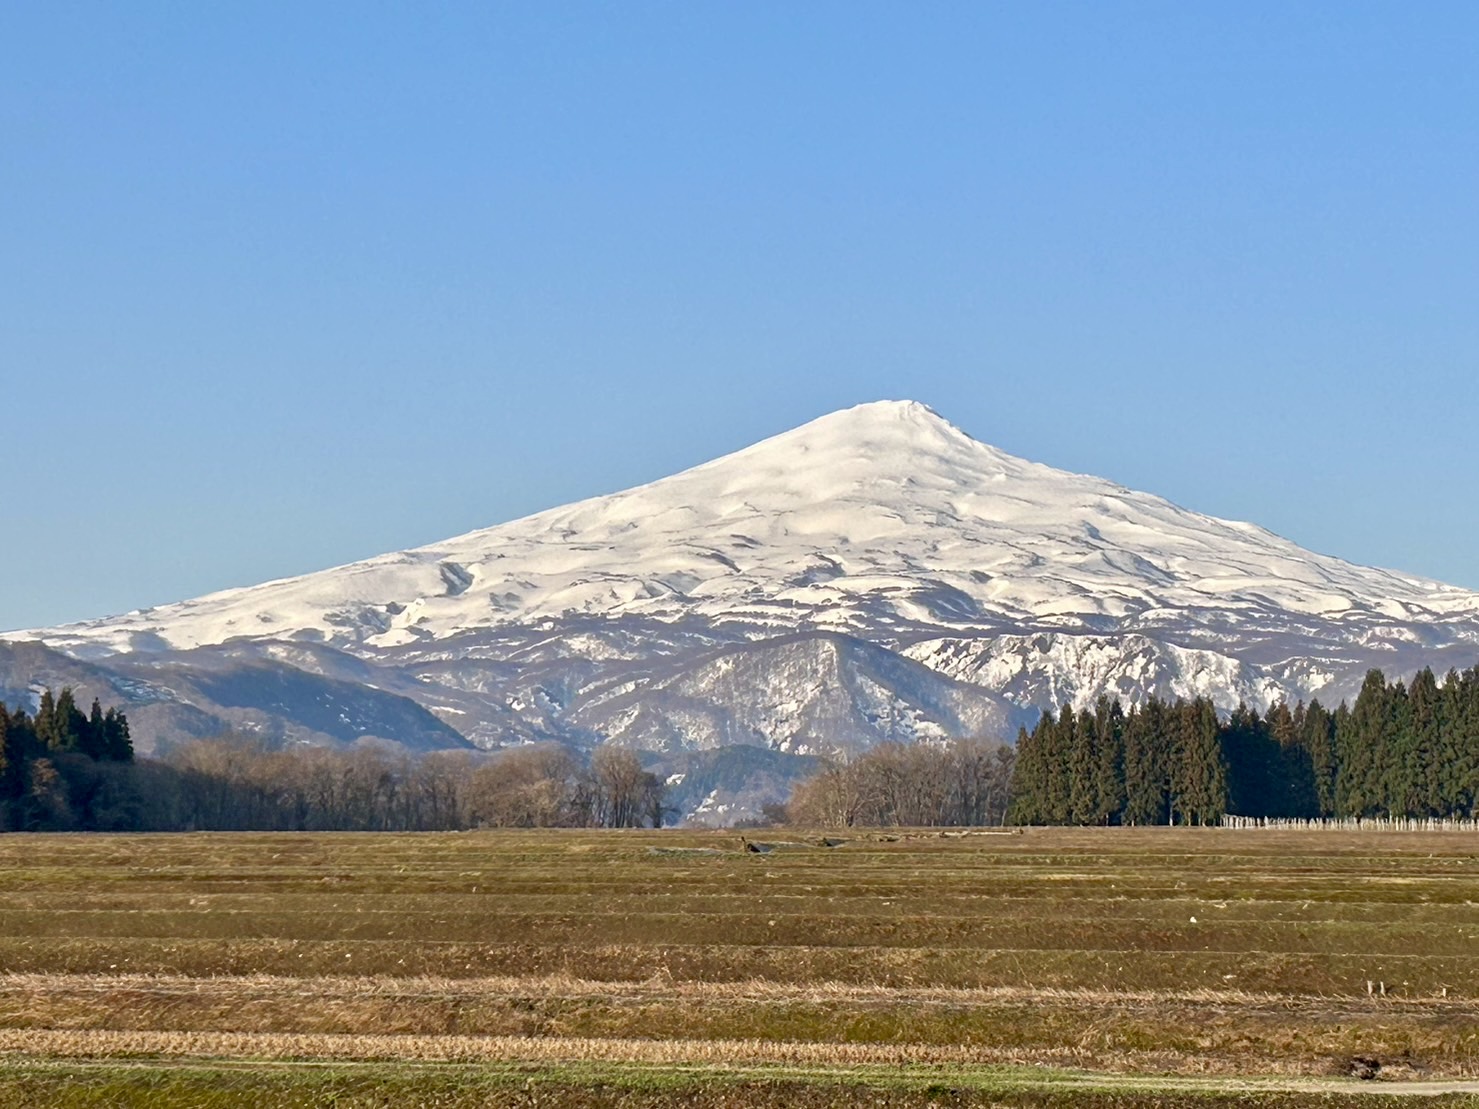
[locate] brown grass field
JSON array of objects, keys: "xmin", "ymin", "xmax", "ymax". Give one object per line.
[{"xmin": 0, "ymin": 826, "xmax": 1477, "ymax": 1106}]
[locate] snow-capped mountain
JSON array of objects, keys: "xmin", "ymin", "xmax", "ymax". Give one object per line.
[{"xmin": 10, "ymin": 400, "xmax": 1479, "ymax": 796}]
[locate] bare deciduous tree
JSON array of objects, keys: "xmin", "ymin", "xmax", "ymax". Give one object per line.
[{"xmin": 785, "ymin": 738, "xmax": 1015, "ymax": 828}]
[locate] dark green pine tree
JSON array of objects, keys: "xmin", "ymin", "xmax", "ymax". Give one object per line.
[
  {"xmin": 83, "ymin": 698, "xmax": 107, "ymax": 760},
  {"xmin": 1265, "ymin": 701, "xmax": 1296, "ymax": 816},
  {"xmin": 1091, "ymin": 696, "xmax": 1126, "ymax": 825},
  {"xmin": 1039, "ymin": 704, "xmax": 1075, "ymax": 825},
  {"xmin": 1123, "ymin": 697, "xmax": 1170, "ymax": 825},
  {"xmin": 1330, "ymin": 701, "xmax": 1354, "ymax": 817},
  {"xmin": 1437, "ymin": 670, "xmax": 1466, "ymax": 817},
  {"xmin": 1266, "ymin": 700, "xmax": 1296, "ymax": 749},
  {"xmin": 1166, "ymin": 699, "xmax": 1191, "ymax": 824},
  {"xmin": 1267, "ymin": 701, "xmax": 1318, "ymax": 818},
  {"xmin": 1403, "ymin": 668, "xmax": 1442, "ymax": 817},
  {"xmin": 102, "ymin": 708, "xmax": 134, "ymax": 763},
  {"xmin": 1300, "ymin": 700, "xmax": 1338, "ymax": 818},
  {"xmin": 33, "ymin": 690, "xmax": 58, "ymax": 752},
  {"xmin": 1007, "ymin": 723, "xmax": 1047, "ymax": 825},
  {"xmin": 0, "ymin": 706, "xmax": 39, "ymax": 830},
  {"xmin": 1068, "ymin": 707, "xmax": 1100, "ymax": 825},
  {"xmin": 1222, "ymin": 703, "xmax": 1277, "ymax": 817},
  {"xmin": 1171, "ymin": 698, "xmax": 1226, "ymax": 825},
  {"xmin": 1336, "ymin": 671, "xmax": 1390, "ymax": 818},
  {"xmin": 1464, "ymin": 667, "xmax": 1479, "ymax": 815},
  {"xmin": 1378, "ymin": 680, "xmax": 1413, "ymax": 815},
  {"xmin": 48, "ymin": 688, "xmax": 89, "ymax": 755},
  {"xmin": 1446, "ymin": 668, "xmax": 1479, "ymax": 816}
]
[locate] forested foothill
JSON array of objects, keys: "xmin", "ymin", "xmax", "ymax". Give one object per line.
[{"xmin": 1, "ymin": 690, "xmax": 664, "ymax": 832}]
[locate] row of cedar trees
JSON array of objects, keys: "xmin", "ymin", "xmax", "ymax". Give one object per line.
[
  {"xmin": 1, "ymin": 688, "xmax": 135, "ymax": 830},
  {"xmin": 1008, "ymin": 666, "xmax": 1479, "ymax": 825}
]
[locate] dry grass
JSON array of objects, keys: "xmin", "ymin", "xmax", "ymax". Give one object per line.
[
  {"xmin": 1, "ymin": 972, "xmax": 1474, "ymax": 1079},
  {"xmin": 2, "ymin": 1024, "xmax": 1477, "ymax": 1090},
  {"xmin": 0, "ymin": 1026, "xmax": 1134, "ymax": 1066},
  {"xmin": 1, "ymin": 826, "xmax": 1477, "ymax": 1099}
]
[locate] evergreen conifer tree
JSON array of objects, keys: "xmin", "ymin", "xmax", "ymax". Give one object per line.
[
  {"xmin": 1171, "ymin": 698, "xmax": 1226, "ymax": 825},
  {"xmin": 1300, "ymin": 700, "xmax": 1338, "ymax": 817},
  {"xmin": 1068, "ymin": 707, "xmax": 1100, "ymax": 824},
  {"xmin": 50, "ymin": 688, "xmax": 88, "ymax": 755},
  {"xmin": 1337, "ymin": 671, "xmax": 1389, "ymax": 818},
  {"xmin": 1380, "ymin": 680, "xmax": 1413, "ymax": 815},
  {"xmin": 1450, "ymin": 668, "xmax": 1479, "ymax": 816},
  {"xmin": 1404, "ymin": 668, "xmax": 1441, "ymax": 817},
  {"xmin": 1123, "ymin": 698, "xmax": 1169, "ymax": 824},
  {"xmin": 1222, "ymin": 703, "xmax": 1276, "ymax": 816},
  {"xmin": 1092, "ymin": 696, "xmax": 1126, "ymax": 825},
  {"xmin": 102, "ymin": 708, "xmax": 133, "ymax": 763},
  {"xmin": 34, "ymin": 690, "xmax": 57, "ymax": 752},
  {"xmin": 1006, "ymin": 723, "xmax": 1045, "ymax": 825},
  {"xmin": 1040, "ymin": 705, "xmax": 1075, "ymax": 824},
  {"xmin": 85, "ymin": 699, "xmax": 107, "ymax": 760}
]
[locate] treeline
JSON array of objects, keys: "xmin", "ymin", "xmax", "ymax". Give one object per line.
[
  {"xmin": 1336, "ymin": 668, "xmax": 1479, "ymax": 818},
  {"xmin": 153, "ymin": 741, "xmax": 667, "ymax": 831},
  {"xmin": 1, "ymin": 688, "xmax": 135, "ymax": 831},
  {"xmin": 785, "ymin": 738, "xmax": 1015, "ymax": 827},
  {"xmin": 13, "ymin": 664, "xmax": 1477, "ymax": 833},
  {"xmin": 1009, "ymin": 666, "xmax": 1479, "ymax": 825},
  {"xmin": 0, "ymin": 689, "xmax": 667, "ymax": 831}
]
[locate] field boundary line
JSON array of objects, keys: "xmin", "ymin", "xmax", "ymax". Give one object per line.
[
  {"xmin": 3, "ymin": 971, "xmax": 1476, "ymax": 1011},
  {"xmin": 2, "ymin": 1037, "xmax": 1479, "ymax": 1097}
]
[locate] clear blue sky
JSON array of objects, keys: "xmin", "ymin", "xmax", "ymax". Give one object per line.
[{"xmin": 3, "ymin": 2, "xmax": 1477, "ymax": 631}]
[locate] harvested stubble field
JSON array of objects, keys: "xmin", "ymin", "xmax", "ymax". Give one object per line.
[{"xmin": 0, "ymin": 827, "xmax": 1477, "ymax": 1107}]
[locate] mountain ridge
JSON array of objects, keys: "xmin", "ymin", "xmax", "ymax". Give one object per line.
[
  {"xmin": 7, "ymin": 399, "xmax": 1479, "ymax": 823},
  {"xmin": 20, "ymin": 400, "xmax": 1479, "ymax": 657}
]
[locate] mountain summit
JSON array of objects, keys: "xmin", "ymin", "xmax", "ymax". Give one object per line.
[
  {"xmin": 8, "ymin": 400, "xmax": 1479, "ymax": 810},
  {"xmin": 28, "ymin": 399, "xmax": 1478, "ymax": 656}
]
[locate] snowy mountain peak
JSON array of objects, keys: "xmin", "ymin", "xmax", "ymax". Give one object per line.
[
  {"xmin": 16, "ymin": 401, "xmax": 1479, "ymax": 717},
  {"xmin": 783, "ymin": 398, "xmax": 976, "ymax": 451},
  {"xmin": 10, "ymin": 400, "xmax": 1479, "ymax": 776},
  {"xmin": 700, "ymin": 398, "xmax": 1018, "ymax": 486}
]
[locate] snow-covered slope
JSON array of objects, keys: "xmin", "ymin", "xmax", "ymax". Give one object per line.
[
  {"xmin": 565, "ymin": 632, "xmax": 1017, "ymax": 756},
  {"xmin": 27, "ymin": 400, "xmax": 1479, "ymax": 657},
  {"xmin": 12, "ymin": 400, "xmax": 1479, "ymax": 768},
  {"xmin": 903, "ymin": 634, "xmax": 1282, "ymax": 715}
]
